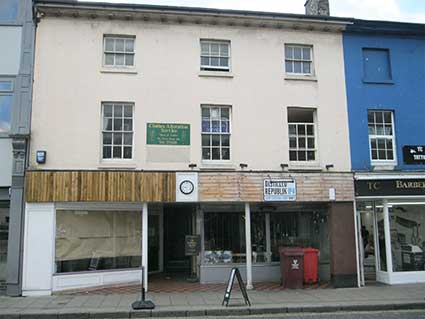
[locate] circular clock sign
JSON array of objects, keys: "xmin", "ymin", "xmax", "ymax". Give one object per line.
[{"xmin": 179, "ymin": 180, "xmax": 194, "ymax": 195}]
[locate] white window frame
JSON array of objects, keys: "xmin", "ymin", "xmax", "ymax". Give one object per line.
[
  {"xmin": 287, "ymin": 108, "xmax": 318, "ymax": 163},
  {"xmin": 284, "ymin": 44, "xmax": 314, "ymax": 76},
  {"xmin": 103, "ymin": 35, "xmax": 135, "ymax": 68},
  {"xmin": 101, "ymin": 102, "xmax": 134, "ymax": 161},
  {"xmin": 200, "ymin": 40, "xmax": 231, "ymax": 72},
  {"xmin": 368, "ymin": 110, "xmax": 397, "ymax": 166},
  {"xmin": 201, "ymin": 105, "xmax": 231, "ymax": 162}
]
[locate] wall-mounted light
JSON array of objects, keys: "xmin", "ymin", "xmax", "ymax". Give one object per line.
[
  {"xmin": 280, "ymin": 163, "xmax": 289, "ymax": 170},
  {"xmin": 188, "ymin": 163, "xmax": 197, "ymax": 169},
  {"xmin": 36, "ymin": 150, "xmax": 46, "ymax": 164},
  {"xmin": 325, "ymin": 164, "xmax": 334, "ymax": 170},
  {"xmin": 239, "ymin": 163, "xmax": 248, "ymax": 169}
]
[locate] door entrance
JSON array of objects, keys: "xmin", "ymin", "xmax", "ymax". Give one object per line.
[
  {"xmin": 358, "ymin": 209, "xmax": 376, "ymax": 284},
  {"xmin": 148, "ymin": 214, "xmax": 160, "ymax": 273},
  {"xmin": 163, "ymin": 205, "xmax": 194, "ymax": 275}
]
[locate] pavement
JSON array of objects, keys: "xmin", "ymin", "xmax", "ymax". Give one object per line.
[{"xmin": 0, "ymin": 283, "xmax": 424, "ymax": 318}]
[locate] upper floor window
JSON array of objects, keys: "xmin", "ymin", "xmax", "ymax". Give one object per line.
[
  {"xmin": 102, "ymin": 102, "xmax": 133, "ymax": 159},
  {"xmin": 368, "ymin": 110, "xmax": 396, "ymax": 163},
  {"xmin": 288, "ymin": 108, "xmax": 316, "ymax": 162},
  {"xmin": 201, "ymin": 105, "xmax": 231, "ymax": 161},
  {"xmin": 285, "ymin": 44, "xmax": 313, "ymax": 75},
  {"xmin": 363, "ymin": 49, "xmax": 392, "ymax": 83},
  {"xmin": 200, "ymin": 40, "xmax": 230, "ymax": 72},
  {"xmin": 0, "ymin": 80, "xmax": 13, "ymax": 133},
  {"xmin": 0, "ymin": 0, "xmax": 19, "ymax": 21},
  {"xmin": 103, "ymin": 36, "xmax": 135, "ymax": 68}
]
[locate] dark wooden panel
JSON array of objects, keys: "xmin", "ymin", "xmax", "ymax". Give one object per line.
[{"xmin": 25, "ymin": 171, "xmax": 176, "ymax": 203}]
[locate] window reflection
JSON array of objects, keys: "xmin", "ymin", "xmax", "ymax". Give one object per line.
[{"xmin": 389, "ymin": 204, "xmax": 425, "ymax": 272}]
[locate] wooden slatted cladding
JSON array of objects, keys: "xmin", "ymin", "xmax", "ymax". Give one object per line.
[
  {"xmin": 25, "ymin": 171, "xmax": 176, "ymax": 203},
  {"xmin": 199, "ymin": 172, "xmax": 355, "ymax": 202}
]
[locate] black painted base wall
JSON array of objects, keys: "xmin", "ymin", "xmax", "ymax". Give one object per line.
[{"xmin": 332, "ymin": 274, "xmax": 358, "ymax": 288}]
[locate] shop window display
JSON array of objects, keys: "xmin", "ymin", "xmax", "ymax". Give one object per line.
[
  {"xmin": 270, "ymin": 212, "xmax": 325, "ymax": 261},
  {"xmin": 389, "ymin": 204, "xmax": 425, "ymax": 272},
  {"xmin": 203, "ymin": 210, "xmax": 327, "ymax": 265},
  {"xmin": 204, "ymin": 212, "xmax": 246, "ymax": 264},
  {"xmin": 55, "ymin": 210, "xmax": 142, "ymax": 273}
]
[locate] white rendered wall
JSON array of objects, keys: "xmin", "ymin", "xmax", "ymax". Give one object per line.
[{"xmin": 30, "ymin": 17, "xmax": 351, "ymax": 171}]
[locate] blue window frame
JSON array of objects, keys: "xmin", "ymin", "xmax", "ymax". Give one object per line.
[
  {"xmin": 362, "ymin": 48, "xmax": 392, "ymax": 83},
  {"xmin": 0, "ymin": 80, "xmax": 14, "ymax": 133}
]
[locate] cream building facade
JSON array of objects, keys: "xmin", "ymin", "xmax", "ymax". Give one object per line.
[{"xmin": 23, "ymin": 0, "xmax": 357, "ymax": 296}]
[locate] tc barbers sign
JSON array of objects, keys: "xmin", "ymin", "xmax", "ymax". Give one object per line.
[
  {"xmin": 403, "ymin": 146, "xmax": 425, "ymax": 165},
  {"xmin": 355, "ymin": 179, "xmax": 425, "ymax": 197},
  {"xmin": 264, "ymin": 179, "xmax": 296, "ymax": 201}
]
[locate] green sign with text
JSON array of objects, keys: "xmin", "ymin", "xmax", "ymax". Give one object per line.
[{"xmin": 147, "ymin": 123, "xmax": 190, "ymax": 145}]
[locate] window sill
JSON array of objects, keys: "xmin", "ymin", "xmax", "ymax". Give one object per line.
[
  {"xmin": 200, "ymin": 162, "xmax": 236, "ymax": 171},
  {"xmin": 98, "ymin": 161, "xmax": 137, "ymax": 169},
  {"xmin": 100, "ymin": 68, "xmax": 138, "ymax": 75},
  {"xmin": 362, "ymin": 79, "xmax": 394, "ymax": 85},
  {"xmin": 285, "ymin": 75, "xmax": 317, "ymax": 82},
  {"xmin": 372, "ymin": 163, "xmax": 397, "ymax": 171},
  {"xmin": 198, "ymin": 71, "xmax": 234, "ymax": 78}
]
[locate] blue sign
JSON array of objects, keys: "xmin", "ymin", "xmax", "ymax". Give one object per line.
[{"xmin": 264, "ymin": 179, "xmax": 296, "ymax": 201}]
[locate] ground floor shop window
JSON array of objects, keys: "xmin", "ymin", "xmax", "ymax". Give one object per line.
[
  {"xmin": 376, "ymin": 208, "xmax": 387, "ymax": 272},
  {"xmin": 270, "ymin": 211, "xmax": 326, "ymax": 262},
  {"xmin": 0, "ymin": 206, "xmax": 9, "ymax": 281},
  {"xmin": 204, "ymin": 212, "xmax": 246, "ymax": 264},
  {"xmin": 55, "ymin": 210, "xmax": 141, "ymax": 273},
  {"xmin": 389, "ymin": 204, "xmax": 425, "ymax": 272},
  {"xmin": 203, "ymin": 210, "xmax": 328, "ymax": 265}
]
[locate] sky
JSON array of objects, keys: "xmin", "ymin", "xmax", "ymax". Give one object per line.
[{"xmin": 83, "ymin": 0, "xmax": 425, "ymax": 23}]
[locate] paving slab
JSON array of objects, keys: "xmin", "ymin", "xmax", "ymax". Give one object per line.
[{"xmin": 0, "ymin": 283, "xmax": 423, "ymax": 317}]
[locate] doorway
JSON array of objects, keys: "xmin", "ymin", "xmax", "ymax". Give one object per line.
[
  {"xmin": 163, "ymin": 205, "xmax": 195, "ymax": 276},
  {"xmin": 359, "ymin": 209, "xmax": 376, "ymax": 283},
  {"xmin": 148, "ymin": 214, "xmax": 161, "ymax": 273},
  {"xmin": 357, "ymin": 201, "xmax": 388, "ymax": 285}
]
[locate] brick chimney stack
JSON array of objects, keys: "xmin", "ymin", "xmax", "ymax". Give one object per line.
[{"xmin": 305, "ymin": 0, "xmax": 330, "ymax": 16}]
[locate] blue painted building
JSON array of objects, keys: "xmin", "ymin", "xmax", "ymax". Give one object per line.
[{"xmin": 343, "ymin": 20, "xmax": 425, "ymax": 285}]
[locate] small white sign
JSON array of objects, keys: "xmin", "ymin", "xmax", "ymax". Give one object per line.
[
  {"xmin": 291, "ymin": 259, "xmax": 300, "ymax": 270},
  {"xmin": 176, "ymin": 172, "xmax": 198, "ymax": 202},
  {"xmin": 264, "ymin": 179, "xmax": 296, "ymax": 201}
]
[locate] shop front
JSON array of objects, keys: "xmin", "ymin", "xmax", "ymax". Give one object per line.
[
  {"xmin": 355, "ymin": 174, "xmax": 425, "ymax": 285},
  {"xmin": 22, "ymin": 170, "xmax": 357, "ymax": 295},
  {"xmin": 199, "ymin": 202, "xmax": 330, "ymax": 285}
]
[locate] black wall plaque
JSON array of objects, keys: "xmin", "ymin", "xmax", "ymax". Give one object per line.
[
  {"xmin": 403, "ymin": 145, "xmax": 425, "ymax": 165},
  {"xmin": 355, "ymin": 179, "xmax": 425, "ymax": 197},
  {"xmin": 185, "ymin": 235, "xmax": 200, "ymax": 256}
]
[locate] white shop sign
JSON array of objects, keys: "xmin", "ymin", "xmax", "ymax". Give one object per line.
[{"xmin": 263, "ymin": 179, "xmax": 296, "ymax": 201}]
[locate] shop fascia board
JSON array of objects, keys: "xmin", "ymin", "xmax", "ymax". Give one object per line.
[
  {"xmin": 35, "ymin": 2, "xmax": 351, "ymax": 33},
  {"xmin": 355, "ymin": 173, "xmax": 425, "ymax": 180}
]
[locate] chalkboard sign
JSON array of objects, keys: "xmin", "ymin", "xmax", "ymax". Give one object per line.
[
  {"xmin": 222, "ymin": 268, "xmax": 251, "ymax": 307},
  {"xmin": 185, "ymin": 235, "xmax": 200, "ymax": 256}
]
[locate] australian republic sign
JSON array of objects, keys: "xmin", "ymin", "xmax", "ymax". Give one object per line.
[
  {"xmin": 264, "ymin": 179, "xmax": 296, "ymax": 201},
  {"xmin": 355, "ymin": 179, "xmax": 425, "ymax": 197}
]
